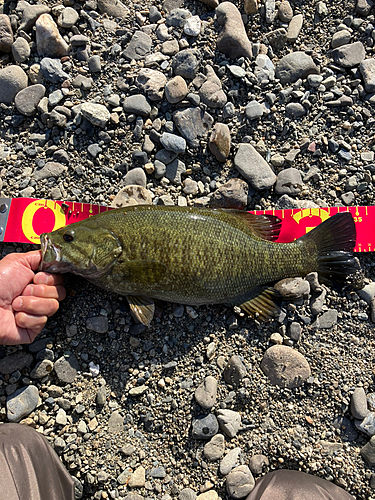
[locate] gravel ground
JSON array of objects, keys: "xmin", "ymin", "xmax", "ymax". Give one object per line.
[{"xmin": 1, "ymin": 0, "xmax": 375, "ymax": 498}]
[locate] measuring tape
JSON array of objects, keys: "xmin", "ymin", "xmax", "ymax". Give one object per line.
[{"xmin": 0, "ymin": 197, "xmax": 374, "ymax": 252}]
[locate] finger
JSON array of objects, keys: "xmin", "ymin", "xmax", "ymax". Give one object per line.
[
  {"xmin": 12, "ymin": 296, "xmax": 60, "ymax": 317},
  {"xmin": 21, "ymin": 250, "xmax": 43, "ymax": 272},
  {"xmin": 14, "ymin": 311, "xmax": 47, "ymax": 334},
  {"xmin": 22, "ymin": 284, "xmax": 66, "ymax": 301},
  {"xmin": 33, "ymin": 272, "xmax": 65, "ymax": 286}
]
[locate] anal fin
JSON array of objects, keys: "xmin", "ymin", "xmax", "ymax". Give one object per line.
[
  {"xmin": 127, "ymin": 295, "xmax": 155, "ymax": 326},
  {"xmin": 238, "ymin": 287, "xmax": 281, "ymax": 321}
]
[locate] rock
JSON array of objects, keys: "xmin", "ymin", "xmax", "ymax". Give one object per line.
[
  {"xmin": 275, "ymin": 52, "xmax": 319, "ymax": 84},
  {"xmin": 172, "ymin": 49, "xmax": 199, "ymax": 79},
  {"xmin": 136, "ymin": 68, "xmax": 166, "ymax": 101},
  {"xmin": 315, "ymin": 309, "xmax": 338, "ymax": 329},
  {"xmin": 275, "ymin": 167, "xmax": 303, "ymax": 195},
  {"xmin": 210, "ymin": 178, "xmax": 248, "ymax": 210},
  {"xmin": 12, "ymin": 36, "xmax": 30, "ymax": 63},
  {"xmin": 86, "ymin": 316, "xmax": 108, "ymax": 334},
  {"xmin": 332, "ymin": 41, "xmax": 365, "ymax": 68},
  {"xmin": 356, "ymin": 0, "xmax": 373, "ymax": 15},
  {"xmin": 162, "ymin": 39, "xmax": 179, "ymax": 56},
  {"xmin": 217, "ymin": 409, "xmax": 241, "ymax": 438},
  {"xmin": 360, "ymin": 59, "xmax": 375, "ymax": 93},
  {"xmin": 216, "ymin": 2, "xmax": 252, "ymax": 59},
  {"xmin": 0, "ymin": 351, "xmax": 33, "ymax": 374},
  {"xmin": 196, "ymin": 492, "xmax": 218, "ymax": 500},
  {"xmin": 35, "ymin": 14, "xmax": 69, "ymax": 58},
  {"xmin": 174, "ymin": 107, "xmax": 214, "ymax": 148},
  {"xmin": 111, "ymin": 185, "xmax": 152, "ymax": 208},
  {"xmin": 195, "ymin": 376, "xmax": 218, "ymax": 409},
  {"xmin": 265, "ymin": 0, "xmax": 276, "ymax": 22},
  {"xmin": 30, "ymin": 359, "xmax": 54, "ymax": 378},
  {"xmin": 97, "ymin": 0, "xmax": 129, "ymax": 18},
  {"xmin": 183, "ymin": 179, "xmax": 199, "ymax": 194},
  {"xmin": 6, "ymin": 385, "xmax": 39, "ymax": 422},
  {"xmin": 123, "ymin": 31, "xmax": 152, "ymax": 61},
  {"xmin": 40, "ymin": 57, "xmax": 70, "ymax": 83},
  {"xmin": 244, "ymin": 0, "xmax": 259, "ymax": 14},
  {"xmin": 81, "ymin": 102, "xmax": 110, "ymax": 128},
  {"xmin": 267, "ymin": 28, "xmax": 287, "ymax": 51},
  {"xmin": 34, "ymin": 161, "xmax": 67, "ymax": 181},
  {"xmin": 54, "ymin": 354, "xmax": 80, "ymax": 383},
  {"xmin": 160, "ymin": 132, "xmax": 186, "ymax": 154},
  {"xmin": 203, "ymin": 434, "xmax": 225, "ymax": 461},
  {"xmin": 0, "ymin": 14, "xmax": 13, "ymax": 52},
  {"xmin": 249, "ymin": 455, "xmax": 269, "ymax": 475},
  {"xmin": 184, "ymin": 15, "xmax": 201, "ymax": 36},
  {"xmin": 15, "ymin": 84, "xmax": 46, "ymax": 116},
  {"xmin": 192, "ymin": 414, "xmax": 219, "ymax": 439},
  {"xmin": 286, "ymin": 14, "xmax": 303, "ymax": 43},
  {"xmin": 245, "ymin": 101, "xmax": 264, "ymax": 120},
  {"xmin": 166, "ymin": 158, "xmax": 186, "ymax": 184},
  {"xmin": 351, "ymin": 387, "xmax": 370, "ymax": 420},
  {"xmin": 166, "ymin": 8, "xmax": 191, "ymax": 27},
  {"xmin": 332, "ymin": 29, "xmax": 351, "ymax": 49},
  {"xmin": 234, "ymin": 144, "xmax": 277, "ymax": 190},
  {"xmin": 57, "ymin": 7, "xmax": 79, "ymax": 28},
  {"xmin": 261, "ymin": 345, "xmax": 311, "ymax": 388},
  {"xmin": 18, "ymin": 2, "xmax": 51, "ymax": 32},
  {"xmin": 220, "ymin": 447, "xmax": 241, "ymax": 475},
  {"xmin": 208, "ymin": 123, "xmax": 231, "ymax": 162},
  {"xmin": 361, "ymin": 436, "xmax": 375, "ymax": 466},
  {"xmin": 199, "ymin": 0, "xmax": 219, "ymax": 7},
  {"xmin": 123, "ymin": 168, "xmax": 147, "ymax": 188},
  {"xmin": 165, "ymin": 76, "xmax": 188, "ymax": 104},
  {"xmin": 274, "ymin": 277, "xmax": 310, "ymax": 299},
  {"xmin": 199, "ymin": 66, "xmax": 227, "ymax": 109},
  {"xmin": 88, "ymin": 55, "xmax": 101, "ymax": 73},
  {"xmin": 128, "ymin": 466, "xmax": 146, "ymax": 488},
  {"xmin": 223, "ymin": 355, "xmax": 247, "ymax": 387},
  {"xmin": 278, "ymin": 1, "xmax": 293, "ymax": 22},
  {"xmin": 226, "ymin": 465, "xmax": 255, "ymax": 499},
  {"xmin": 123, "ymin": 94, "xmax": 151, "ymax": 117},
  {"xmin": 285, "ymin": 102, "xmax": 305, "ymax": 118},
  {"xmin": 356, "ymin": 413, "xmax": 375, "ymax": 436},
  {"xmin": 0, "ymin": 65, "xmax": 28, "ymax": 104}
]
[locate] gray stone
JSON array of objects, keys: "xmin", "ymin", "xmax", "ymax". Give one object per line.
[
  {"xmin": 361, "ymin": 436, "xmax": 375, "ymax": 466},
  {"xmin": 30, "ymin": 359, "xmax": 54, "ymax": 379},
  {"xmin": 128, "ymin": 466, "xmax": 145, "ymax": 488},
  {"xmin": 111, "ymin": 185, "xmax": 152, "ymax": 208},
  {"xmin": 275, "ymin": 52, "xmax": 319, "ymax": 84},
  {"xmin": 351, "ymin": 387, "xmax": 370, "ymax": 419},
  {"xmin": 6, "ymin": 385, "xmax": 39, "ymax": 422},
  {"xmin": 0, "ymin": 65, "xmax": 28, "ymax": 104},
  {"xmin": 17, "ymin": 2, "xmax": 51, "ymax": 32},
  {"xmin": 173, "ymin": 107, "xmax": 214, "ymax": 148},
  {"xmin": 136, "ymin": 68, "xmax": 166, "ymax": 101},
  {"xmin": 165, "ymin": 76, "xmax": 188, "ymax": 104},
  {"xmin": 217, "ymin": 409, "xmax": 241, "ymax": 438},
  {"xmin": 249, "ymin": 455, "xmax": 269, "ymax": 475},
  {"xmin": 81, "ymin": 102, "xmax": 110, "ymax": 127},
  {"xmin": 356, "ymin": 0, "xmax": 373, "ymax": 15},
  {"xmin": 166, "ymin": 8, "xmax": 191, "ymax": 27},
  {"xmin": 123, "ymin": 31, "xmax": 152, "ymax": 61},
  {"xmin": 56, "ymin": 408, "xmax": 67, "ymax": 425},
  {"xmin": 108, "ymin": 410, "xmax": 124, "ymax": 432},
  {"xmin": 285, "ymin": 102, "xmax": 306, "ymax": 118},
  {"xmin": 172, "ymin": 49, "xmax": 199, "ymax": 79},
  {"xmin": 332, "ymin": 29, "xmax": 351, "ymax": 49},
  {"xmin": 86, "ymin": 316, "xmax": 108, "ymax": 333},
  {"xmin": 228, "ymin": 65, "xmax": 247, "ymax": 78},
  {"xmin": 123, "ymin": 94, "xmax": 151, "ymax": 117},
  {"xmin": 179, "ymin": 489, "xmax": 196, "ymax": 500},
  {"xmin": 195, "ymin": 376, "xmax": 218, "ymax": 410},
  {"xmin": 274, "ymin": 277, "xmax": 310, "ymax": 299},
  {"xmin": 12, "ymin": 36, "xmax": 30, "ymax": 62},
  {"xmin": 160, "ymin": 133, "xmax": 186, "ymax": 154},
  {"xmin": 155, "ymin": 149, "xmax": 178, "ymax": 165},
  {"xmin": 358, "ymin": 282, "xmax": 375, "ymax": 304},
  {"xmin": 216, "ymin": 2, "xmax": 252, "ymax": 59},
  {"xmin": 72, "ymin": 75, "xmax": 93, "ymax": 90},
  {"xmin": 88, "ymin": 55, "xmax": 101, "ymax": 73},
  {"xmin": 223, "ymin": 355, "xmax": 247, "ymax": 388},
  {"xmin": 36, "ymin": 14, "xmax": 69, "ymax": 58},
  {"xmin": 286, "ymin": 14, "xmax": 303, "ymax": 42},
  {"xmin": 278, "ymin": 1, "xmax": 293, "ymax": 22},
  {"xmin": 209, "ymin": 123, "xmax": 231, "ymax": 162},
  {"xmin": 0, "ymin": 14, "xmax": 13, "ymax": 53},
  {"xmin": 34, "ymin": 161, "xmax": 66, "ymax": 181},
  {"xmin": 15, "ymin": 84, "xmax": 45, "ymax": 116},
  {"xmin": 123, "ymin": 168, "xmax": 147, "ymax": 188},
  {"xmin": 200, "ymin": 80, "xmax": 227, "ymax": 109},
  {"xmin": 356, "ymin": 413, "xmax": 375, "ymax": 436},
  {"xmin": 54, "ymin": 354, "xmax": 80, "ymax": 383},
  {"xmin": 203, "ymin": 434, "xmax": 225, "ymax": 461},
  {"xmin": 57, "ymin": 7, "xmax": 79, "ymax": 28},
  {"xmin": 149, "ymin": 6, "xmax": 162, "ymax": 23},
  {"xmin": 226, "ymin": 465, "xmax": 255, "ymax": 499},
  {"xmin": 184, "ymin": 15, "xmax": 201, "ymax": 36},
  {"xmin": 267, "ymin": 28, "xmax": 287, "ymax": 50},
  {"xmin": 220, "ymin": 447, "xmax": 241, "ymax": 475},
  {"xmin": 166, "ymin": 158, "xmax": 186, "ymax": 184},
  {"xmin": 332, "ymin": 42, "xmax": 365, "ymax": 68},
  {"xmin": 265, "ymin": 0, "xmax": 276, "ymax": 22},
  {"xmin": 316, "ymin": 309, "xmax": 338, "ymax": 329},
  {"xmin": 0, "ymin": 351, "xmax": 33, "ymax": 375},
  {"xmin": 360, "ymin": 59, "xmax": 375, "ymax": 93},
  {"xmin": 245, "ymin": 101, "xmax": 264, "ymax": 120},
  {"xmin": 154, "ymin": 160, "xmax": 167, "ymax": 179},
  {"xmin": 183, "ymin": 179, "xmax": 199, "ymax": 195},
  {"xmin": 210, "ymin": 179, "xmax": 248, "ymax": 210},
  {"xmin": 275, "ymin": 167, "xmax": 303, "ymax": 195},
  {"xmin": 40, "ymin": 57, "xmax": 70, "ymax": 83},
  {"xmin": 261, "ymin": 345, "xmax": 311, "ymax": 388},
  {"xmin": 192, "ymin": 414, "xmax": 219, "ymax": 439},
  {"xmin": 97, "ymin": 0, "xmax": 129, "ymax": 18},
  {"xmin": 234, "ymin": 143, "xmax": 277, "ymax": 190}
]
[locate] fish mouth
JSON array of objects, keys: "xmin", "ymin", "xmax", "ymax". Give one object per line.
[{"xmin": 39, "ymin": 233, "xmax": 69, "ymax": 273}]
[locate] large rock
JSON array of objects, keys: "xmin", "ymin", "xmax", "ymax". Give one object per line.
[
  {"xmin": 209, "ymin": 123, "xmax": 231, "ymax": 162},
  {"xmin": 17, "ymin": 1, "xmax": 51, "ymax": 32},
  {"xmin": 136, "ymin": 68, "xmax": 167, "ymax": 101},
  {"xmin": 216, "ymin": 2, "xmax": 252, "ymax": 59},
  {"xmin": 173, "ymin": 107, "xmax": 214, "ymax": 148},
  {"xmin": 123, "ymin": 31, "xmax": 151, "ymax": 61},
  {"xmin": 6, "ymin": 385, "xmax": 39, "ymax": 422},
  {"xmin": 332, "ymin": 41, "xmax": 365, "ymax": 68},
  {"xmin": 35, "ymin": 14, "xmax": 69, "ymax": 58},
  {"xmin": 234, "ymin": 143, "xmax": 276, "ymax": 190},
  {"xmin": 97, "ymin": 0, "xmax": 129, "ymax": 18},
  {"xmin": 0, "ymin": 65, "xmax": 28, "ymax": 104},
  {"xmin": 261, "ymin": 345, "xmax": 311, "ymax": 388},
  {"xmin": 81, "ymin": 102, "xmax": 110, "ymax": 127},
  {"xmin": 275, "ymin": 51, "xmax": 319, "ymax": 84},
  {"xmin": 15, "ymin": 84, "xmax": 46, "ymax": 116},
  {"xmin": 360, "ymin": 59, "xmax": 375, "ymax": 93},
  {"xmin": 0, "ymin": 14, "xmax": 13, "ymax": 53}
]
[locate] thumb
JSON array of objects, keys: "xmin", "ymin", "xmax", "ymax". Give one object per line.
[{"xmin": 22, "ymin": 250, "xmax": 42, "ymax": 272}]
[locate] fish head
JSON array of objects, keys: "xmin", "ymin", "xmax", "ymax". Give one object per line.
[{"xmin": 40, "ymin": 223, "xmax": 123, "ymax": 278}]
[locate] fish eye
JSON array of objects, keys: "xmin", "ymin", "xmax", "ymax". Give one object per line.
[{"xmin": 63, "ymin": 230, "xmax": 75, "ymax": 243}]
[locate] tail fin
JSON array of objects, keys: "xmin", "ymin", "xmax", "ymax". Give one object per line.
[{"xmin": 299, "ymin": 212, "xmax": 360, "ymax": 286}]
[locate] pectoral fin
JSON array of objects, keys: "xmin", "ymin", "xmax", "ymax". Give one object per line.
[
  {"xmin": 238, "ymin": 287, "xmax": 281, "ymax": 321},
  {"xmin": 127, "ymin": 295, "xmax": 155, "ymax": 325}
]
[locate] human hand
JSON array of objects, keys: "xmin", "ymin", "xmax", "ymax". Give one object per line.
[{"xmin": 0, "ymin": 250, "xmax": 66, "ymax": 345}]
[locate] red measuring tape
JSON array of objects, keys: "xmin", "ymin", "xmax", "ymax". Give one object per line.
[{"xmin": 0, "ymin": 197, "xmax": 374, "ymax": 252}]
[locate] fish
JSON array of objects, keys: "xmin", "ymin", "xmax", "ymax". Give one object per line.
[{"xmin": 39, "ymin": 205, "xmax": 360, "ymax": 326}]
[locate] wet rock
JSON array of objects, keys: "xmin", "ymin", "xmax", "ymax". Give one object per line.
[
  {"xmin": 216, "ymin": 2, "xmax": 252, "ymax": 59},
  {"xmin": 165, "ymin": 75, "xmax": 188, "ymax": 104},
  {"xmin": 203, "ymin": 434, "xmax": 225, "ymax": 461},
  {"xmin": 226, "ymin": 465, "xmax": 255, "ymax": 499},
  {"xmin": 0, "ymin": 14, "xmax": 14, "ymax": 52},
  {"xmin": 35, "ymin": 14, "xmax": 69, "ymax": 58},
  {"xmin": 332, "ymin": 41, "xmax": 365, "ymax": 68},
  {"xmin": 15, "ymin": 84, "xmax": 46, "ymax": 116},
  {"xmin": 208, "ymin": 123, "xmax": 231, "ymax": 162},
  {"xmin": 220, "ymin": 447, "xmax": 241, "ymax": 475},
  {"xmin": 123, "ymin": 31, "xmax": 152, "ymax": 61},
  {"xmin": 217, "ymin": 409, "xmax": 241, "ymax": 438},
  {"xmin": 0, "ymin": 65, "xmax": 28, "ymax": 104},
  {"xmin": 81, "ymin": 102, "xmax": 110, "ymax": 127},
  {"xmin": 192, "ymin": 414, "xmax": 219, "ymax": 439},
  {"xmin": 34, "ymin": 161, "xmax": 67, "ymax": 181},
  {"xmin": 54, "ymin": 354, "xmax": 80, "ymax": 383},
  {"xmin": 195, "ymin": 376, "xmax": 218, "ymax": 410},
  {"xmin": 173, "ymin": 107, "xmax": 214, "ymax": 148},
  {"xmin": 275, "ymin": 52, "xmax": 319, "ymax": 84},
  {"xmin": 209, "ymin": 178, "xmax": 248, "ymax": 210},
  {"xmin": 261, "ymin": 345, "xmax": 311, "ymax": 388},
  {"xmin": 111, "ymin": 185, "xmax": 152, "ymax": 208},
  {"xmin": 172, "ymin": 49, "xmax": 199, "ymax": 79},
  {"xmin": 234, "ymin": 143, "xmax": 277, "ymax": 190},
  {"xmin": 6, "ymin": 385, "xmax": 39, "ymax": 422},
  {"xmin": 97, "ymin": 0, "xmax": 129, "ymax": 18},
  {"xmin": 351, "ymin": 387, "xmax": 370, "ymax": 420},
  {"xmin": 136, "ymin": 68, "xmax": 166, "ymax": 101},
  {"xmin": 275, "ymin": 167, "xmax": 303, "ymax": 195},
  {"xmin": 223, "ymin": 355, "xmax": 247, "ymax": 388}
]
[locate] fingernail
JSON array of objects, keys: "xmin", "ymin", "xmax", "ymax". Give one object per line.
[
  {"xmin": 35, "ymin": 273, "xmax": 48, "ymax": 284},
  {"xmin": 13, "ymin": 297, "xmax": 22, "ymax": 309}
]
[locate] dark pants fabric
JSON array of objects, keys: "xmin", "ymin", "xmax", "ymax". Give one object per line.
[
  {"xmin": 247, "ymin": 469, "xmax": 355, "ymax": 500},
  {"xmin": 0, "ymin": 423, "xmax": 74, "ymax": 500}
]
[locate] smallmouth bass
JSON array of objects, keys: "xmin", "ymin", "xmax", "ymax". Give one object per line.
[{"xmin": 39, "ymin": 206, "xmax": 360, "ymax": 325}]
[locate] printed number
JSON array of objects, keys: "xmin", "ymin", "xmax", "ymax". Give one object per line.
[{"xmin": 353, "ymin": 217, "xmax": 362, "ymax": 223}]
